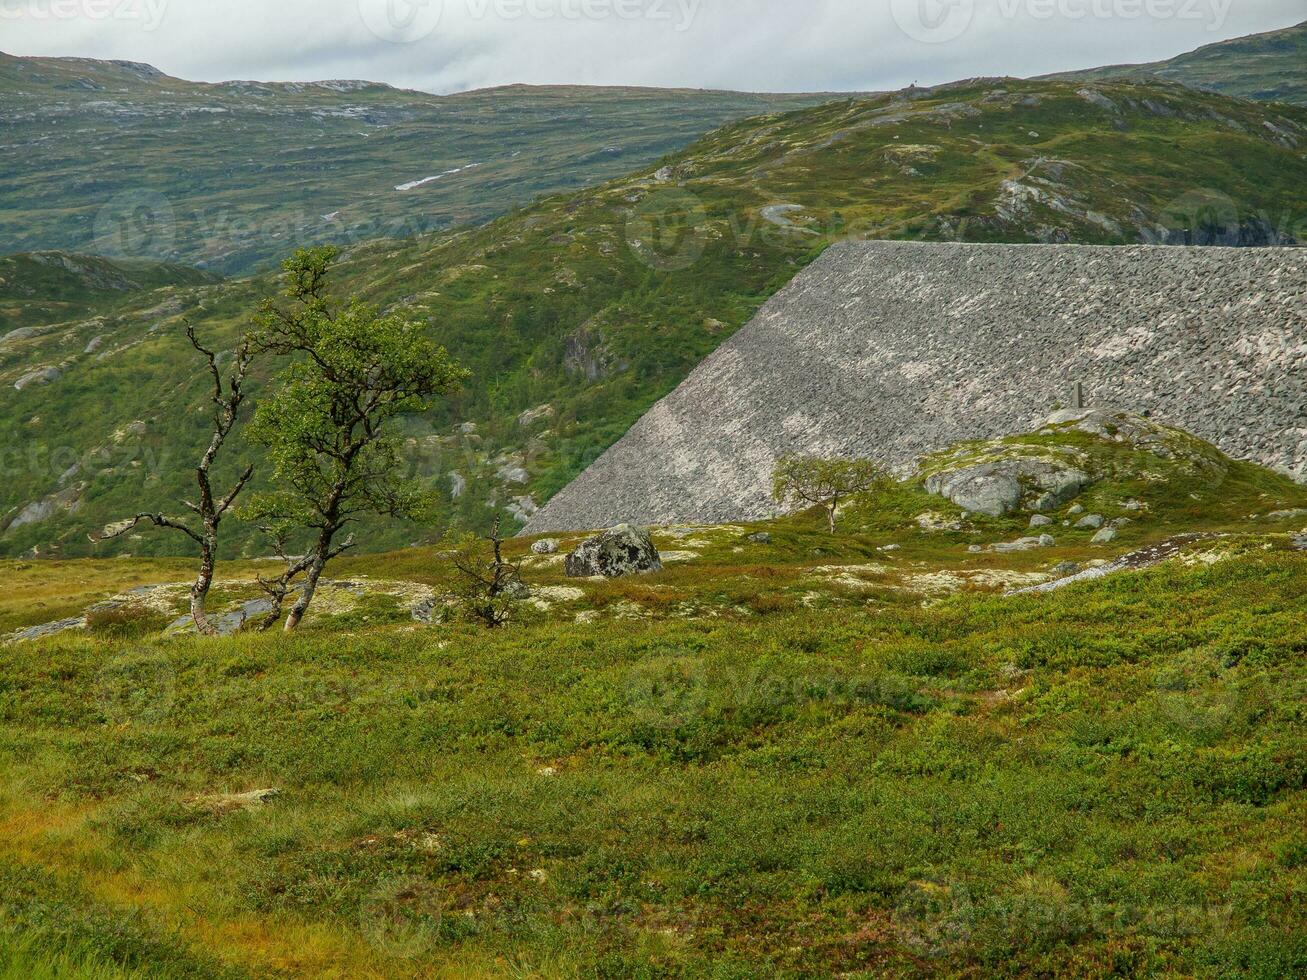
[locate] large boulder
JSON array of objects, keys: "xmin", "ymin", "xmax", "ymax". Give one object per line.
[
  {"xmin": 565, "ymin": 525, "xmax": 662, "ymax": 578},
  {"xmin": 923, "ymin": 457, "xmax": 1090, "ymax": 517}
]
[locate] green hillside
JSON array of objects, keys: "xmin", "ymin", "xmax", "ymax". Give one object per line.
[
  {"xmin": 1053, "ymin": 19, "xmax": 1307, "ymax": 105},
  {"xmin": 0, "ymin": 252, "xmax": 219, "ymax": 333},
  {"xmin": 2, "ymin": 77, "xmax": 1305, "ymax": 558},
  {"xmin": 2, "ymin": 416, "xmax": 1306, "ymax": 976},
  {"xmin": 0, "ymin": 52, "xmax": 841, "ymax": 274}
]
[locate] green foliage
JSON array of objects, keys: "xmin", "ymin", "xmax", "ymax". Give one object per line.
[
  {"xmin": 773, "ymin": 455, "xmax": 889, "ymax": 532},
  {"xmin": 245, "ymin": 248, "xmax": 469, "ymax": 535},
  {"xmin": 440, "ymin": 516, "xmax": 529, "ymax": 629},
  {"xmin": 0, "ymin": 551, "xmax": 1303, "ymax": 975},
  {"xmin": 3, "ymin": 79, "xmax": 1307, "ymax": 556}
]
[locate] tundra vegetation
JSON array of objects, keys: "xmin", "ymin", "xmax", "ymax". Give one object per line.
[
  {"xmin": 773, "ymin": 456, "xmax": 891, "ymax": 534},
  {"xmin": 1, "ymin": 416, "xmax": 1305, "ymax": 976},
  {"xmin": 3, "ymin": 78, "xmax": 1306, "ymax": 557},
  {"xmin": 242, "ymin": 247, "xmax": 469, "ymax": 630},
  {"xmin": 441, "ymin": 515, "xmax": 528, "ymax": 629}
]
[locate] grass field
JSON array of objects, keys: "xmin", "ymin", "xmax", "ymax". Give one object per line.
[
  {"xmin": 1, "ymin": 549, "xmax": 1304, "ymax": 977},
  {"xmin": 1, "ymin": 422, "xmax": 1304, "ymax": 977}
]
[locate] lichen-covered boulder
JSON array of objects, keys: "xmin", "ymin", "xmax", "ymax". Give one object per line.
[
  {"xmin": 565, "ymin": 525, "xmax": 662, "ymax": 578},
  {"xmin": 923, "ymin": 457, "xmax": 1090, "ymax": 517},
  {"xmin": 531, "ymin": 539, "xmax": 560, "ymax": 555}
]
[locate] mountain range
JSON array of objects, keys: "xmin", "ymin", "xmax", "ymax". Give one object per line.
[
  {"xmin": 1, "ymin": 23, "xmax": 1305, "ymax": 557},
  {"xmin": 1052, "ymin": 18, "xmax": 1307, "ymax": 105},
  {"xmin": 0, "ymin": 52, "xmax": 838, "ymax": 274}
]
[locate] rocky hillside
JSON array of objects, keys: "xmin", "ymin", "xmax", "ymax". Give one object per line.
[
  {"xmin": 3, "ymin": 77, "xmax": 1306, "ymax": 557},
  {"xmin": 0, "ymin": 52, "xmax": 839, "ymax": 274},
  {"xmin": 525, "ymin": 242, "xmax": 1306, "ymax": 533},
  {"xmin": 1, "ymin": 409, "xmax": 1304, "ymax": 976},
  {"xmin": 1054, "ymin": 19, "xmax": 1307, "ymax": 105},
  {"xmin": 0, "ymin": 251, "xmax": 218, "ymax": 332}
]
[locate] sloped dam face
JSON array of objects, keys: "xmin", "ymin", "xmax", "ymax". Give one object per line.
[{"xmin": 524, "ymin": 241, "xmax": 1307, "ymax": 534}]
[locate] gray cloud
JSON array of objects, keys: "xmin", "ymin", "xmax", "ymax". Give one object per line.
[{"xmin": 0, "ymin": 0, "xmax": 1301, "ymax": 93}]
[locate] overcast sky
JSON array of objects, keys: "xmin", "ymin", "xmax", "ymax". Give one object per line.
[{"xmin": 1, "ymin": 0, "xmax": 1302, "ymax": 93}]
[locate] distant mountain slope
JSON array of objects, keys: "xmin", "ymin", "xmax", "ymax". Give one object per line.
[
  {"xmin": 2, "ymin": 77, "xmax": 1305, "ymax": 557},
  {"xmin": 524, "ymin": 242, "xmax": 1307, "ymax": 532},
  {"xmin": 1051, "ymin": 19, "xmax": 1307, "ymax": 104},
  {"xmin": 0, "ymin": 252, "xmax": 218, "ymax": 332},
  {"xmin": 0, "ymin": 52, "xmax": 841, "ymax": 274}
]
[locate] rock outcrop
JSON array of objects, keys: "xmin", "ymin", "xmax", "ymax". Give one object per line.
[
  {"xmin": 564, "ymin": 525, "xmax": 662, "ymax": 578},
  {"xmin": 923, "ymin": 458, "xmax": 1090, "ymax": 516},
  {"xmin": 524, "ymin": 242, "xmax": 1305, "ymax": 532}
]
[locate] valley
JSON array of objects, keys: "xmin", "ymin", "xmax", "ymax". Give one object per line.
[{"xmin": 2, "ymin": 18, "xmax": 1305, "ymax": 978}]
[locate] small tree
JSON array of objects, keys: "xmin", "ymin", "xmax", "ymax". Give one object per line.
[
  {"xmin": 108, "ymin": 323, "xmax": 254, "ymax": 634},
  {"xmin": 772, "ymin": 455, "xmax": 888, "ymax": 534},
  {"xmin": 249, "ymin": 521, "xmax": 354, "ymax": 632},
  {"xmin": 245, "ymin": 247, "xmax": 468, "ymax": 631},
  {"xmin": 443, "ymin": 515, "xmax": 526, "ymax": 629}
]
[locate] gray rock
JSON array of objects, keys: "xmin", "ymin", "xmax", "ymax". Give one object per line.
[
  {"xmin": 1092, "ymin": 527, "xmax": 1118, "ymax": 544},
  {"xmin": 924, "ymin": 457, "xmax": 1090, "ymax": 517},
  {"xmin": 169, "ymin": 598, "xmax": 274, "ymax": 636},
  {"xmin": 993, "ymin": 534, "xmax": 1056, "ymax": 553},
  {"xmin": 498, "ymin": 466, "xmax": 530, "ymax": 485},
  {"xmin": 1067, "ymin": 504, "xmax": 1085, "ymax": 516},
  {"xmin": 746, "ymin": 531, "xmax": 772, "ymax": 544},
  {"xmin": 522, "ymin": 243, "xmax": 1307, "ymax": 534},
  {"xmin": 565, "ymin": 524, "xmax": 662, "ymax": 578},
  {"xmin": 501, "ymin": 579, "xmax": 532, "ymax": 601},
  {"xmin": 8, "ymin": 616, "xmax": 87, "ymax": 643},
  {"xmin": 507, "ymin": 495, "xmax": 538, "ymax": 523},
  {"xmin": 531, "ymin": 539, "xmax": 560, "ymax": 555},
  {"xmin": 1030, "ymin": 515, "xmax": 1054, "ymax": 528},
  {"xmin": 1076, "ymin": 514, "xmax": 1106, "ymax": 530},
  {"xmin": 1052, "ymin": 561, "xmax": 1082, "ymax": 577},
  {"xmin": 5, "ymin": 486, "xmax": 81, "ymax": 529},
  {"xmin": 517, "ymin": 404, "xmax": 555, "ymax": 427},
  {"xmin": 1266, "ymin": 508, "xmax": 1307, "ymax": 521},
  {"xmin": 14, "ymin": 366, "xmax": 62, "ymax": 391},
  {"xmin": 1292, "ymin": 534, "xmax": 1307, "ymax": 552},
  {"xmin": 411, "ymin": 598, "xmax": 439, "ymax": 624},
  {"xmin": 925, "ymin": 466, "xmax": 1020, "ymax": 517}
]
